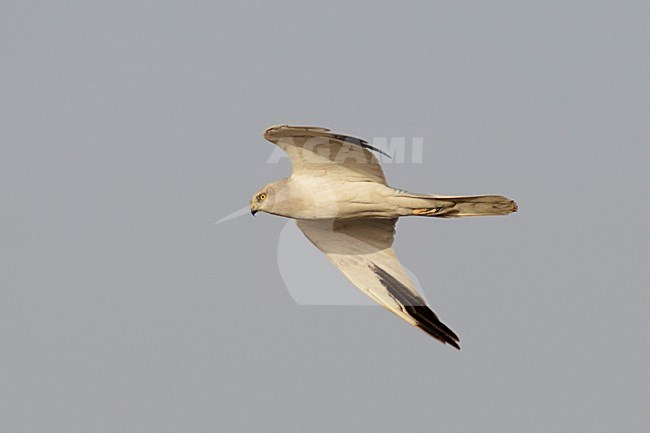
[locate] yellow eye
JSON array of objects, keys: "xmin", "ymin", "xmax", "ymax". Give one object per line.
[{"xmin": 258, "ymin": 193, "xmax": 267, "ymax": 201}]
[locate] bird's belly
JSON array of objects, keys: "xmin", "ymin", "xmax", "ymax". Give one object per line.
[{"xmin": 291, "ymin": 178, "xmax": 399, "ymax": 220}]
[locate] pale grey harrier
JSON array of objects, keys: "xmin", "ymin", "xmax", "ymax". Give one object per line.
[{"xmin": 251, "ymin": 125, "xmax": 517, "ymax": 349}]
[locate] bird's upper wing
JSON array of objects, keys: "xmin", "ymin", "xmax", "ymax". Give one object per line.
[
  {"xmin": 264, "ymin": 125, "xmax": 388, "ymax": 184},
  {"xmin": 296, "ymin": 218, "xmax": 460, "ymax": 349}
]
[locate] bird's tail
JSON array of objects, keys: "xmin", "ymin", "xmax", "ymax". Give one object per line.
[{"xmin": 395, "ymin": 191, "xmax": 518, "ymax": 218}]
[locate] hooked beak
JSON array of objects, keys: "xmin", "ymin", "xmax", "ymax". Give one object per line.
[{"xmin": 251, "ymin": 209, "xmax": 257, "ymax": 216}]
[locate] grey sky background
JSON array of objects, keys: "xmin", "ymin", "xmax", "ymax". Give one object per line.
[{"xmin": 1, "ymin": 1, "xmax": 648, "ymax": 432}]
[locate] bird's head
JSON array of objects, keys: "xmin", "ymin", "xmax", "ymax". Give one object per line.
[{"xmin": 250, "ymin": 184, "xmax": 276, "ymax": 216}]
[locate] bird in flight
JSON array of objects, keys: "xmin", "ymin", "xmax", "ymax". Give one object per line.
[{"xmin": 251, "ymin": 125, "xmax": 517, "ymax": 349}]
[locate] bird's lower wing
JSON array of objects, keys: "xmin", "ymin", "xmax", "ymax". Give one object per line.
[{"xmin": 296, "ymin": 218, "xmax": 460, "ymax": 349}]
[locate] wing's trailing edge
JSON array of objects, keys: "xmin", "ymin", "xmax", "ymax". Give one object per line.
[{"xmin": 371, "ymin": 265, "xmax": 461, "ymax": 349}]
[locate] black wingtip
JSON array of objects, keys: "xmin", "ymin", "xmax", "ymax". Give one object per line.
[
  {"xmin": 418, "ymin": 324, "xmax": 461, "ymax": 350},
  {"xmin": 411, "ymin": 306, "xmax": 461, "ymax": 349},
  {"xmin": 332, "ymin": 133, "xmax": 391, "ymax": 158},
  {"xmin": 371, "ymin": 264, "xmax": 461, "ymax": 349}
]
